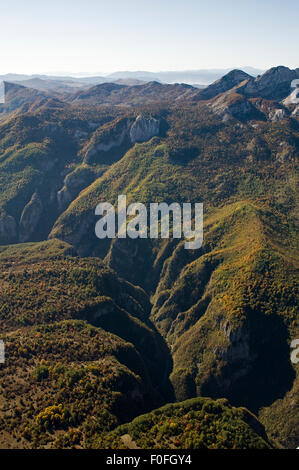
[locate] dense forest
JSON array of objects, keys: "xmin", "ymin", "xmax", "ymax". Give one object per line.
[{"xmin": 0, "ymin": 66, "xmax": 298, "ymax": 449}]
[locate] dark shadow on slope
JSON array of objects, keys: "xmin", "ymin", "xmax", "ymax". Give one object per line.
[
  {"xmin": 83, "ymin": 300, "xmax": 175, "ymax": 407},
  {"xmin": 201, "ymin": 310, "xmax": 295, "ymax": 414},
  {"xmin": 85, "ymin": 135, "xmax": 132, "ymax": 165}
]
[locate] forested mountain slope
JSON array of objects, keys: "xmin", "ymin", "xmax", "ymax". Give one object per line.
[{"xmin": 0, "ymin": 66, "xmax": 298, "ymax": 448}]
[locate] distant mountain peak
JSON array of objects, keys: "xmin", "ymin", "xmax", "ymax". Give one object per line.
[
  {"xmin": 197, "ymin": 69, "xmax": 252, "ymax": 100},
  {"xmin": 242, "ymin": 66, "xmax": 299, "ymax": 100},
  {"xmin": 262, "ymin": 65, "xmax": 292, "ymax": 74}
]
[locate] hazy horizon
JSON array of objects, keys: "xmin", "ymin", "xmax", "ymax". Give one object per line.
[
  {"xmin": 0, "ymin": 66, "xmax": 267, "ymax": 78},
  {"xmin": 1, "ymin": 0, "xmax": 298, "ymax": 75}
]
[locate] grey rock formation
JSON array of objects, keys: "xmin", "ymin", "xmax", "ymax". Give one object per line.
[
  {"xmin": 275, "ymin": 141, "xmax": 295, "ymax": 162},
  {"xmin": 84, "ymin": 114, "xmax": 160, "ymax": 164},
  {"xmin": 19, "ymin": 193, "xmax": 43, "ymax": 242},
  {"xmin": 57, "ymin": 186, "xmax": 72, "ymax": 212},
  {"xmin": 209, "ymin": 93, "xmax": 256, "ymax": 121},
  {"xmin": 269, "ymin": 108, "xmax": 287, "ymax": 122},
  {"xmin": 292, "ymin": 105, "xmax": 299, "ymax": 116},
  {"xmin": 84, "ymin": 120, "xmax": 131, "ymax": 163},
  {"xmin": 252, "ymin": 98, "xmax": 288, "ymax": 121},
  {"xmin": 57, "ymin": 166, "xmax": 98, "ymax": 212},
  {"xmin": 129, "ymin": 114, "xmax": 160, "ymax": 143},
  {"xmin": 198, "ymin": 69, "xmax": 252, "ymax": 101},
  {"xmin": 220, "ymin": 320, "xmax": 252, "ymax": 362},
  {"xmin": 282, "ymin": 87, "xmax": 299, "ymax": 106},
  {"xmin": 242, "ymin": 66, "xmax": 299, "ymax": 100}
]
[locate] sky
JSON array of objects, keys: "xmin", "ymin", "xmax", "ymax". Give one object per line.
[{"xmin": 0, "ymin": 0, "xmax": 298, "ymax": 75}]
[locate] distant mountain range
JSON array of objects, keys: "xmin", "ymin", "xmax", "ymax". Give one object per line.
[
  {"xmin": 101, "ymin": 67, "xmax": 264, "ymax": 84},
  {"xmin": 0, "ymin": 67, "xmax": 264, "ymax": 90},
  {"xmin": 1, "ymin": 66, "xmax": 297, "ymax": 115}
]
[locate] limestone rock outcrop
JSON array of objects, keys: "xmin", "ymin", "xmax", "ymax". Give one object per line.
[
  {"xmin": 242, "ymin": 66, "xmax": 299, "ymax": 100},
  {"xmin": 282, "ymin": 87, "xmax": 299, "ymax": 106},
  {"xmin": 84, "ymin": 119, "xmax": 131, "ymax": 164},
  {"xmin": 129, "ymin": 114, "xmax": 160, "ymax": 143},
  {"xmin": 269, "ymin": 108, "xmax": 287, "ymax": 122},
  {"xmin": 57, "ymin": 166, "xmax": 97, "ymax": 212},
  {"xmin": 292, "ymin": 105, "xmax": 299, "ymax": 116},
  {"xmin": 84, "ymin": 115, "xmax": 160, "ymax": 164},
  {"xmin": 19, "ymin": 193, "xmax": 43, "ymax": 242},
  {"xmin": 209, "ymin": 92, "xmax": 256, "ymax": 121}
]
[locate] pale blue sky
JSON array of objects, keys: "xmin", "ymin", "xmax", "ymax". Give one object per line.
[{"xmin": 0, "ymin": 0, "xmax": 298, "ymax": 75}]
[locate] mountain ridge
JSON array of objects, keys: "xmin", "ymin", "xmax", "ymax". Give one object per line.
[{"xmin": 0, "ymin": 64, "xmax": 298, "ymax": 449}]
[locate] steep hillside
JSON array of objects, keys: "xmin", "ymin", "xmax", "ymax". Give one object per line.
[
  {"xmin": 0, "ymin": 82, "xmax": 62, "ymax": 117},
  {"xmin": 0, "ymin": 67, "xmax": 298, "ymax": 449},
  {"xmin": 0, "ymin": 240, "xmax": 173, "ymax": 448},
  {"xmin": 0, "ymin": 321, "xmax": 157, "ymax": 448},
  {"xmin": 97, "ymin": 397, "xmax": 275, "ymax": 449},
  {"xmin": 0, "ymin": 105, "xmax": 162, "ymax": 244},
  {"xmin": 197, "ymin": 69, "xmax": 252, "ymax": 101},
  {"xmin": 240, "ymin": 66, "xmax": 299, "ymax": 100},
  {"xmin": 49, "ymin": 107, "xmax": 299, "ymax": 447}
]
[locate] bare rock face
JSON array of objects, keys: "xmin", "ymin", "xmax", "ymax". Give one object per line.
[
  {"xmin": 129, "ymin": 114, "xmax": 160, "ymax": 143},
  {"xmin": 209, "ymin": 92, "xmax": 256, "ymax": 121},
  {"xmin": 57, "ymin": 166, "xmax": 97, "ymax": 212},
  {"xmin": 275, "ymin": 141, "xmax": 296, "ymax": 162},
  {"xmin": 83, "ymin": 115, "xmax": 160, "ymax": 164},
  {"xmin": 0, "ymin": 213, "xmax": 17, "ymax": 244},
  {"xmin": 220, "ymin": 320, "xmax": 252, "ymax": 362},
  {"xmin": 57, "ymin": 186, "xmax": 73, "ymax": 212},
  {"xmin": 292, "ymin": 105, "xmax": 299, "ymax": 116},
  {"xmin": 269, "ymin": 108, "xmax": 288, "ymax": 122},
  {"xmin": 251, "ymin": 98, "xmax": 288, "ymax": 121},
  {"xmin": 282, "ymin": 87, "xmax": 299, "ymax": 106},
  {"xmin": 198, "ymin": 69, "xmax": 252, "ymax": 101},
  {"xmin": 242, "ymin": 66, "xmax": 299, "ymax": 100},
  {"xmin": 19, "ymin": 193, "xmax": 43, "ymax": 242},
  {"xmin": 84, "ymin": 119, "xmax": 131, "ymax": 164}
]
